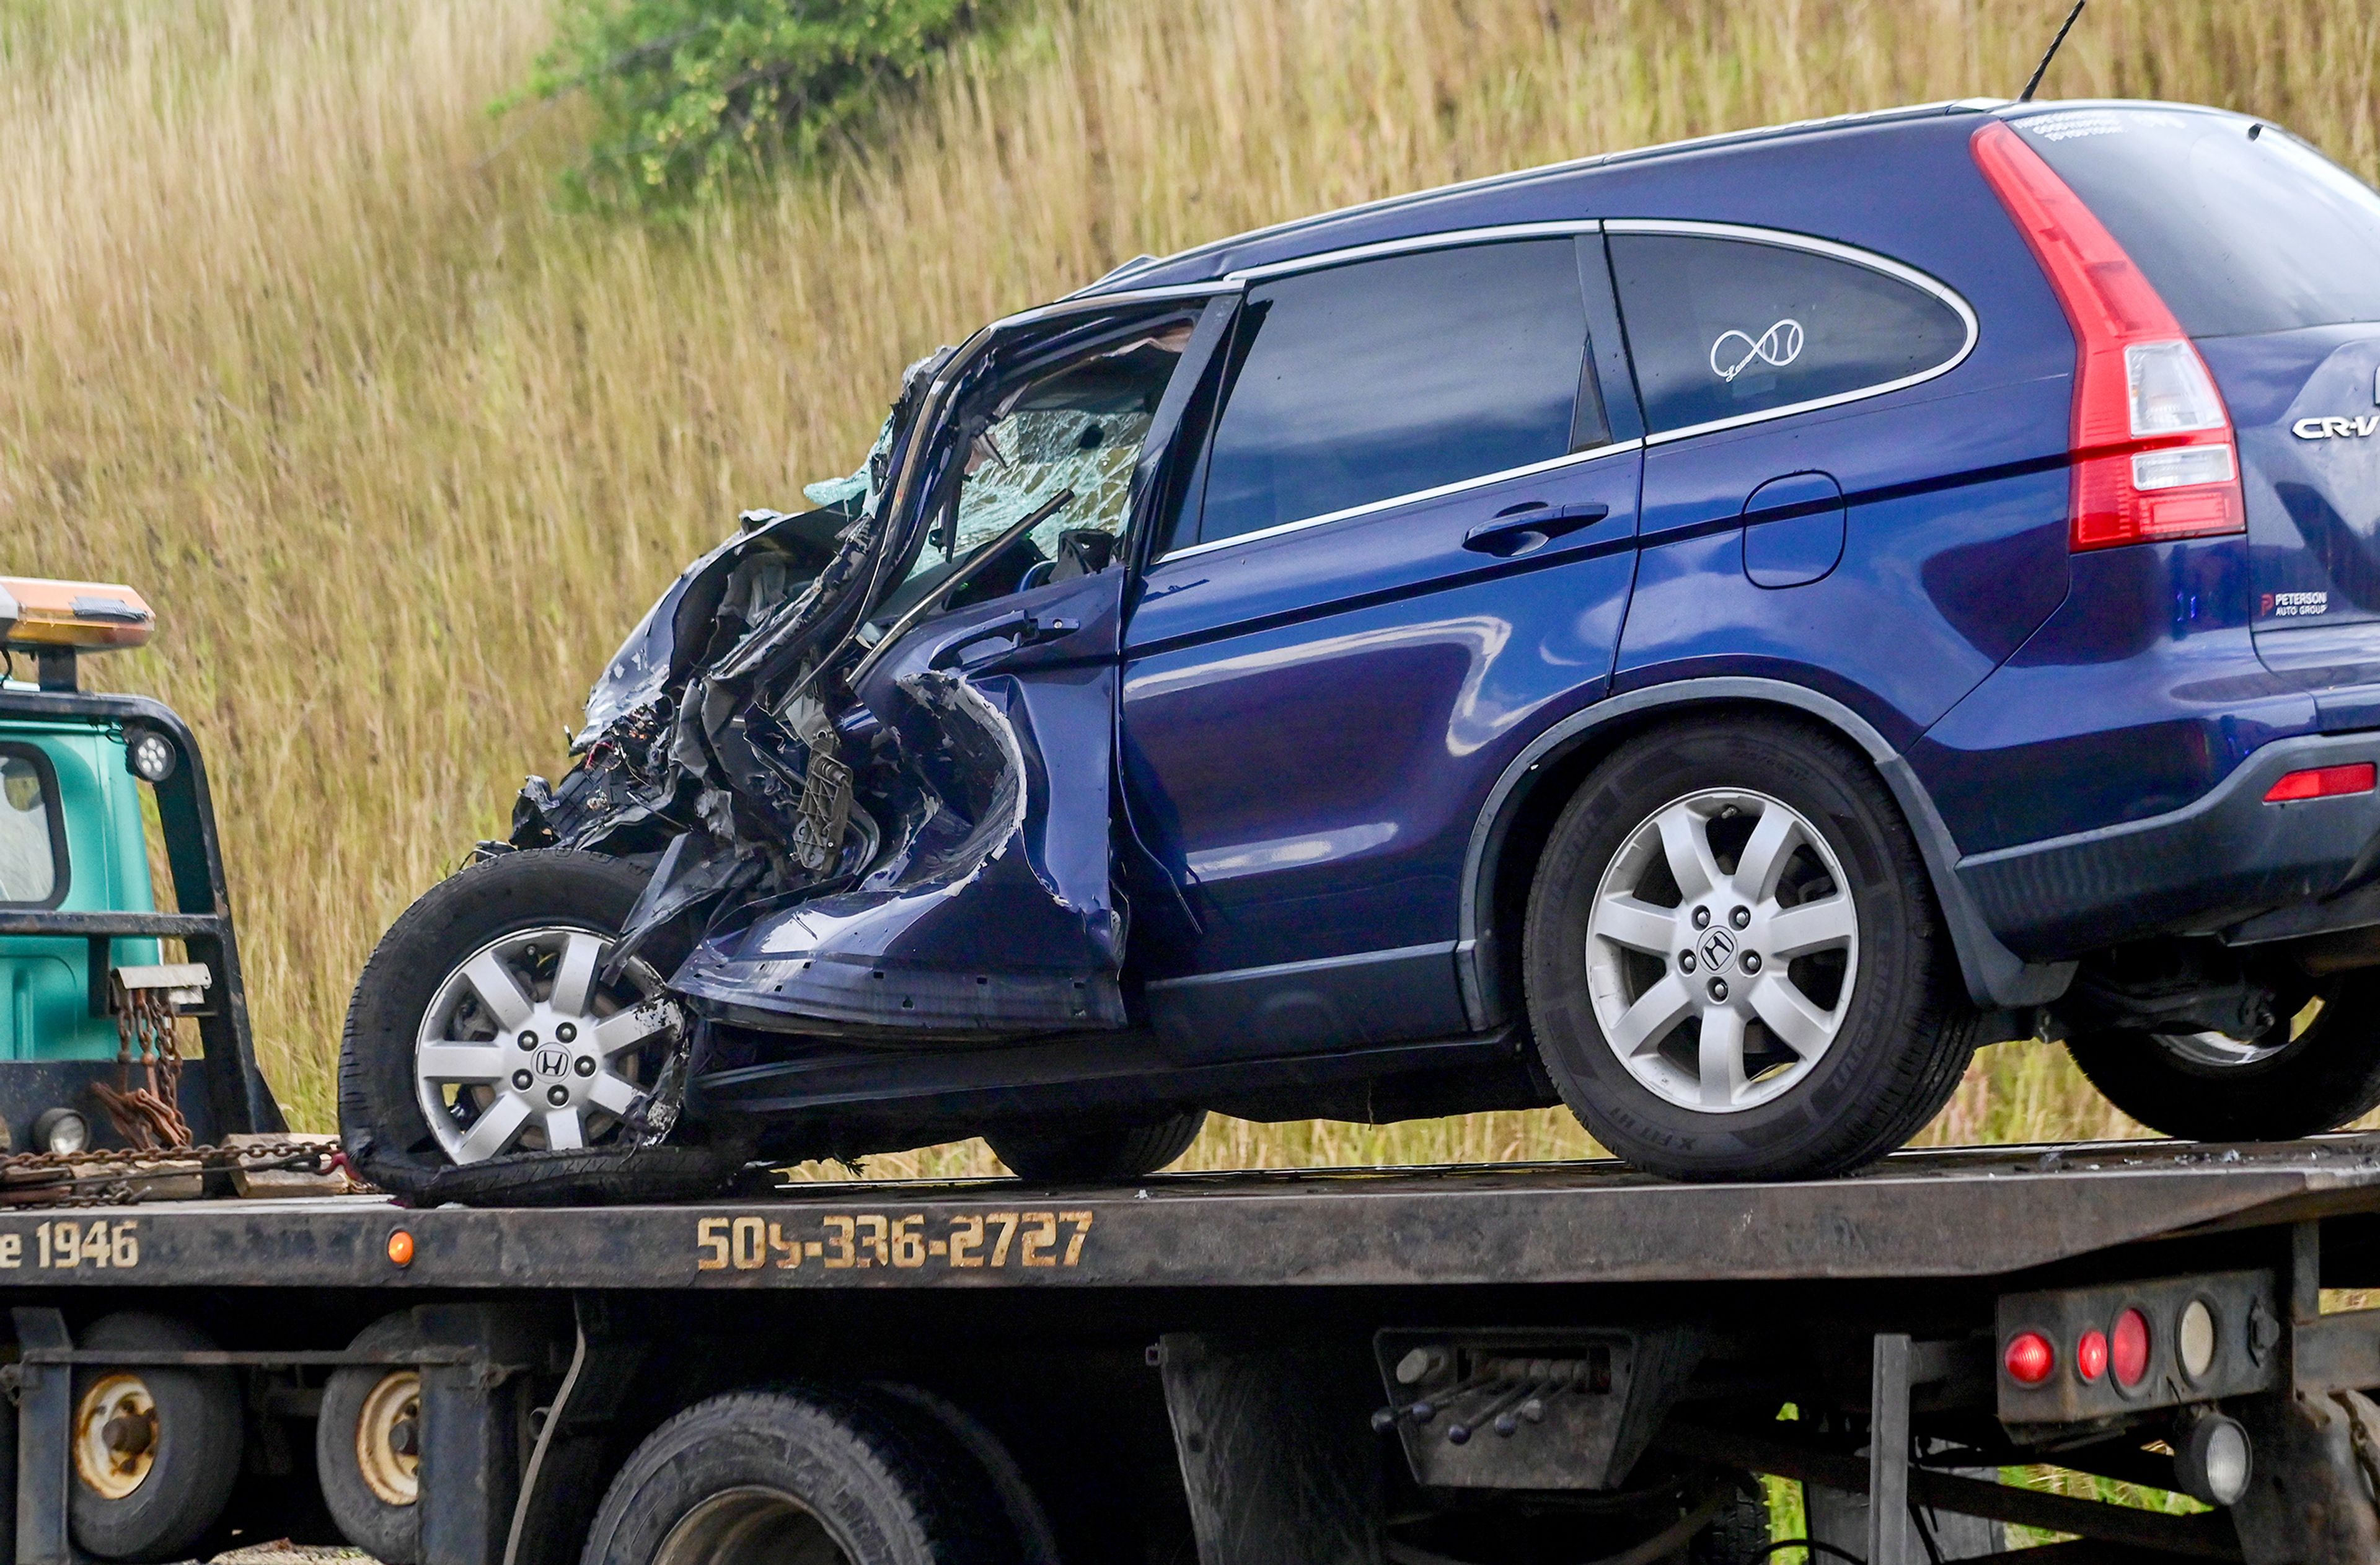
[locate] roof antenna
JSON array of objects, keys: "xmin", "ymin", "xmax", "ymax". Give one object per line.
[{"xmin": 2019, "ymin": 0, "xmax": 2087, "ymax": 102}]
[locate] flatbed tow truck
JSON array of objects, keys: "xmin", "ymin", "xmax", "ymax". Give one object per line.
[
  {"xmin": 10, "ymin": 1140, "xmax": 2380, "ymax": 1565},
  {"xmin": 11, "ymin": 588, "xmax": 2380, "ymax": 1565}
]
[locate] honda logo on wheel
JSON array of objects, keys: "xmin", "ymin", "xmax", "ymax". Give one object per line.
[
  {"xmin": 1698, "ymin": 927, "xmax": 1737, "ymax": 971},
  {"xmin": 535, "ymin": 1047, "xmax": 568, "ymax": 1078}
]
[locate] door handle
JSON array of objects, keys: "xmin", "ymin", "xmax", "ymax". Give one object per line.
[
  {"xmin": 1463, "ymin": 501, "xmax": 1611, "ymax": 558},
  {"xmin": 932, "ymin": 611, "xmax": 1081, "ymax": 671}
]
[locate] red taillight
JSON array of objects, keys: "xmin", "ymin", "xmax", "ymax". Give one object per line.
[
  {"xmin": 2075, "ymin": 1328, "xmax": 2109, "ymax": 1383},
  {"xmin": 2003, "ymin": 1330, "xmax": 2056, "ymax": 1386},
  {"xmin": 1971, "ymin": 120, "xmax": 2245, "ymax": 553},
  {"xmin": 2265, "ymin": 762, "xmax": 2378, "ymax": 803},
  {"xmin": 2111, "ymin": 1308, "xmax": 2151, "ymax": 1388}
]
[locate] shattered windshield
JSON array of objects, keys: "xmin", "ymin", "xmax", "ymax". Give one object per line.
[{"xmin": 892, "ymin": 325, "xmax": 1189, "ymax": 602}]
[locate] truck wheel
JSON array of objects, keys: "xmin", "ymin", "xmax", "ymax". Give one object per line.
[
  {"xmin": 341, "ymin": 848, "xmax": 737, "ymax": 1206},
  {"xmin": 985, "ymin": 1110, "xmax": 1206, "ymax": 1182},
  {"xmin": 579, "ymin": 1386, "xmax": 1017, "ymax": 1565},
  {"xmin": 68, "ymin": 1312, "xmax": 242, "ymax": 1562},
  {"xmin": 2068, "ymin": 971, "xmax": 2380, "ymax": 1141},
  {"xmin": 316, "ymin": 1312, "xmax": 426, "ymax": 1564},
  {"xmin": 1523, "ymin": 718, "xmax": 1975, "ymax": 1181}
]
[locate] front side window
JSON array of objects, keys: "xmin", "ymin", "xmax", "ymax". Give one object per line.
[
  {"xmin": 888, "ymin": 324, "xmax": 1189, "ymax": 614},
  {"xmin": 1609, "ymin": 231, "xmax": 1971, "ymax": 436},
  {"xmin": 1194, "ymin": 239, "xmax": 1593, "ymax": 549},
  {"xmin": 0, "ymin": 750, "xmax": 61, "ymax": 905}
]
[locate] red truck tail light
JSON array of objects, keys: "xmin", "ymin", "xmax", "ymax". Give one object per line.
[
  {"xmin": 2110, "ymin": 1307, "xmax": 2151, "ymax": 1388},
  {"xmin": 2074, "ymin": 1328, "xmax": 2109, "ymax": 1383},
  {"xmin": 2003, "ymin": 1329, "xmax": 2056, "ymax": 1386},
  {"xmin": 1971, "ymin": 120, "xmax": 2245, "ymax": 552}
]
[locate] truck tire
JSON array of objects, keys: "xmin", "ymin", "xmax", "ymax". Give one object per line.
[
  {"xmin": 870, "ymin": 1386, "xmax": 1059, "ymax": 1565},
  {"xmin": 579, "ymin": 1386, "xmax": 1019, "ymax": 1565},
  {"xmin": 1690, "ymin": 1481, "xmax": 1774, "ymax": 1565},
  {"xmin": 340, "ymin": 848, "xmax": 739, "ymax": 1207},
  {"xmin": 316, "ymin": 1312, "xmax": 426, "ymax": 1564},
  {"xmin": 2068, "ymin": 971, "xmax": 2380, "ymax": 1141},
  {"xmin": 68, "ymin": 1312, "xmax": 243, "ymax": 1562},
  {"xmin": 985, "ymin": 1110, "xmax": 1206, "ymax": 1182},
  {"xmin": 1524, "ymin": 718, "xmax": 1976, "ymax": 1181}
]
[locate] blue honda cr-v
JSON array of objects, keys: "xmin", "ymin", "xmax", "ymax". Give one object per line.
[{"xmin": 342, "ymin": 97, "xmax": 2380, "ymax": 1202}]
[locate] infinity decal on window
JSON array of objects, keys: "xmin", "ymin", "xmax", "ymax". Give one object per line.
[{"xmin": 1709, "ymin": 318, "xmax": 1805, "ymax": 382}]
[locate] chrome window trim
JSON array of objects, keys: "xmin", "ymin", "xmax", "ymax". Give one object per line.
[
  {"xmin": 1220, "ymin": 220, "xmax": 1602, "ymax": 284},
  {"xmin": 985, "ymin": 280, "xmax": 1241, "ymax": 337},
  {"xmin": 1156, "ymin": 436, "xmax": 1642, "ymax": 566},
  {"xmin": 1603, "ymin": 218, "xmax": 1980, "ymax": 446}
]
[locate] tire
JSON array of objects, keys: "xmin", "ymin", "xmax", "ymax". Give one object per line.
[
  {"xmin": 870, "ymin": 1386, "xmax": 1059, "ymax": 1565},
  {"xmin": 578, "ymin": 1386, "xmax": 1018, "ymax": 1565},
  {"xmin": 1523, "ymin": 718, "xmax": 1976, "ymax": 1181},
  {"xmin": 68, "ymin": 1313, "xmax": 243, "ymax": 1562},
  {"xmin": 1689, "ymin": 1479, "xmax": 1774, "ymax": 1565},
  {"xmin": 340, "ymin": 848, "xmax": 739, "ymax": 1207},
  {"xmin": 316, "ymin": 1312, "xmax": 426, "ymax": 1564},
  {"xmin": 985, "ymin": 1109, "xmax": 1206, "ymax": 1182},
  {"xmin": 2068, "ymin": 969, "xmax": 2380, "ymax": 1141}
]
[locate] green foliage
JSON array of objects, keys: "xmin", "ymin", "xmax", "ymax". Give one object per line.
[{"xmin": 521, "ymin": 0, "xmax": 977, "ymax": 206}]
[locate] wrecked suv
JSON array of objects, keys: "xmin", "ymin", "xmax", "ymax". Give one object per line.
[{"xmin": 345, "ymin": 98, "xmax": 2380, "ymax": 1201}]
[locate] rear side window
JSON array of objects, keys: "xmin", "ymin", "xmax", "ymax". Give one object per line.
[
  {"xmin": 1194, "ymin": 239, "xmax": 1591, "ymax": 549},
  {"xmin": 1608, "ymin": 231, "xmax": 1972, "ymax": 436},
  {"xmin": 2019, "ymin": 108, "xmax": 2380, "ymax": 338},
  {"xmin": 0, "ymin": 749, "xmax": 62, "ymax": 906}
]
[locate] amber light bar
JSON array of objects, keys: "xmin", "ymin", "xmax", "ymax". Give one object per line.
[{"xmin": 0, "ymin": 576, "xmax": 154, "ymax": 653}]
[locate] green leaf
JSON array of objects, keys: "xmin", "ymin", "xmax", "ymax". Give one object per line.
[{"xmin": 516, "ymin": 0, "xmax": 978, "ymax": 209}]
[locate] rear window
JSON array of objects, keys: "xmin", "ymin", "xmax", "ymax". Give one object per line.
[
  {"xmin": 2018, "ymin": 107, "xmax": 2380, "ymax": 338},
  {"xmin": 1608, "ymin": 232, "xmax": 1972, "ymax": 436}
]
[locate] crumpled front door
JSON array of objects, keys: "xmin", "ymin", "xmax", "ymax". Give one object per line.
[
  {"xmin": 671, "ymin": 562, "xmax": 1130, "ymax": 1034},
  {"xmin": 668, "ymin": 300, "xmax": 1231, "ymax": 1038}
]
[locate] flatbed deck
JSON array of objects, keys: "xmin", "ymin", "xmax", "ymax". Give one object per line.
[{"xmin": 17, "ymin": 1134, "xmax": 2380, "ymax": 1292}]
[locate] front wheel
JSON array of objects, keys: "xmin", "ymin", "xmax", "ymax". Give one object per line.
[
  {"xmin": 1523, "ymin": 718, "xmax": 1975, "ymax": 1181},
  {"xmin": 340, "ymin": 849, "xmax": 736, "ymax": 1206},
  {"xmin": 2068, "ymin": 971, "xmax": 2380, "ymax": 1141}
]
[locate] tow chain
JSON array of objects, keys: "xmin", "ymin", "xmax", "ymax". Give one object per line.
[
  {"xmin": 0, "ymin": 1139, "xmax": 356, "ymax": 1208},
  {"xmin": 0, "ymin": 974, "xmax": 366, "ymax": 1207},
  {"xmin": 2335, "ymin": 1391, "xmax": 2380, "ymax": 1507},
  {"xmin": 90, "ymin": 978, "xmax": 190, "ymax": 1152}
]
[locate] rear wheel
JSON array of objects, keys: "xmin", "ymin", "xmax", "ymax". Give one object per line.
[
  {"xmin": 1524, "ymin": 719, "xmax": 1975, "ymax": 1181},
  {"xmin": 2068, "ymin": 971, "xmax": 2380, "ymax": 1140},
  {"xmin": 69, "ymin": 1313, "xmax": 242, "ymax": 1562},
  {"xmin": 985, "ymin": 1110, "xmax": 1206, "ymax": 1183},
  {"xmin": 316, "ymin": 1312, "xmax": 427, "ymax": 1564},
  {"xmin": 578, "ymin": 1387, "xmax": 1018, "ymax": 1565},
  {"xmin": 340, "ymin": 849, "xmax": 737, "ymax": 1206}
]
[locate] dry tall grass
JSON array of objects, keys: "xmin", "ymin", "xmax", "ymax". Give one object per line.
[{"xmin": 7, "ymin": 0, "xmax": 2377, "ymax": 1169}]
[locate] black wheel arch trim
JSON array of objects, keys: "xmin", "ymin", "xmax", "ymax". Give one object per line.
[{"xmin": 1457, "ymin": 676, "xmax": 2073, "ymax": 1027}]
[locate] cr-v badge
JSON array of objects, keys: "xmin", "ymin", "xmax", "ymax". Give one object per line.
[
  {"xmin": 2293, "ymin": 415, "xmax": 2380, "ymax": 441},
  {"xmin": 2292, "ymin": 366, "xmax": 2380, "ymax": 439}
]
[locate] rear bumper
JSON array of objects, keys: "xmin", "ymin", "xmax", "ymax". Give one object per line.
[{"xmin": 1955, "ymin": 730, "xmax": 2380, "ymax": 958}]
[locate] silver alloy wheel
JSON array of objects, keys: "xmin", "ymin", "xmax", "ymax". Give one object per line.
[
  {"xmin": 1585, "ymin": 788, "xmax": 1860, "ymax": 1113},
  {"xmin": 413, "ymin": 925, "xmax": 676, "ymax": 1163},
  {"xmin": 2153, "ymin": 1028, "xmax": 2296, "ymax": 1070}
]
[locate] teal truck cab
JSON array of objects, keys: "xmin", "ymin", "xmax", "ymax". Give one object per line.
[{"xmin": 0, "ymin": 576, "xmax": 281, "ymax": 1150}]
